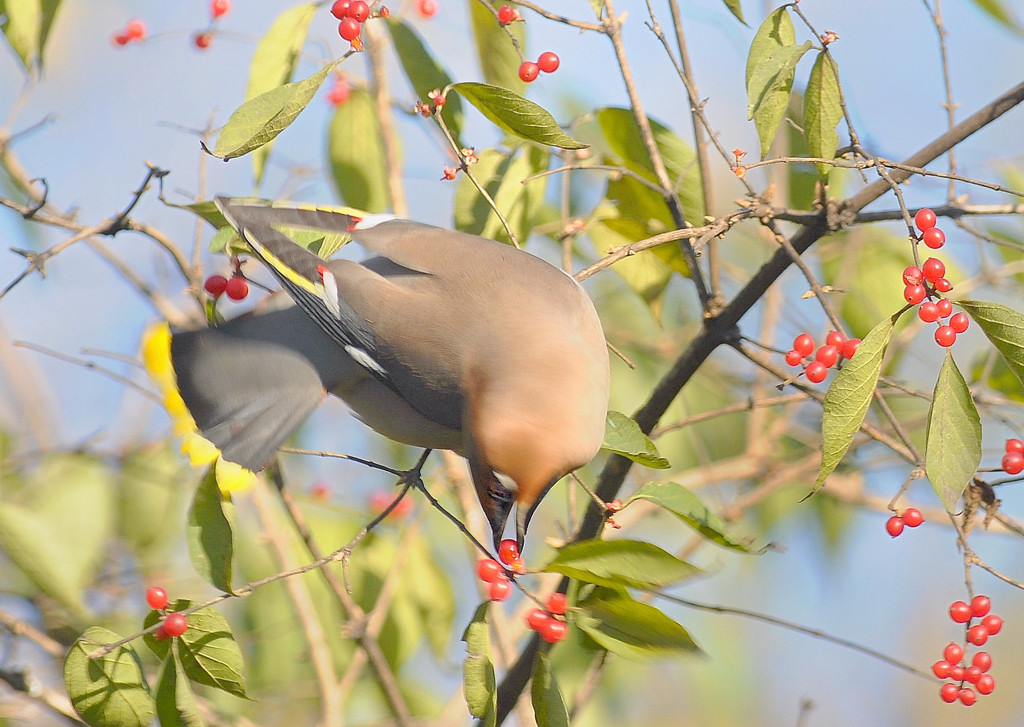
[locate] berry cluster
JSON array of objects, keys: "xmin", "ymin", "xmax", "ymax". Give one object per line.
[
  {"xmin": 476, "ymin": 539, "xmax": 525, "ymax": 601},
  {"xmin": 784, "ymin": 331, "xmax": 861, "ymax": 384},
  {"xmin": 518, "ymin": 52, "xmax": 560, "ymax": 83},
  {"xmin": 932, "ymin": 595, "xmax": 1002, "ymax": 706},
  {"xmin": 1002, "ymin": 438, "xmax": 1024, "ymax": 475},
  {"xmin": 497, "ymin": 5, "xmax": 523, "ymax": 25},
  {"xmin": 526, "ymin": 592, "xmax": 569, "ymax": 644},
  {"xmin": 204, "ymin": 273, "xmax": 249, "ymax": 301},
  {"xmin": 331, "ymin": 1, "xmax": 379, "ymax": 45},
  {"xmin": 146, "ymin": 586, "xmax": 189, "ymax": 639},
  {"xmin": 885, "ymin": 507, "xmax": 923, "ymax": 537},
  {"xmin": 904, "ymin": 209, "xmax": 967, "ymax": 348},
  {"xmin": 112, "ymin": 19, "xmax": 147, "ymax": 46}
]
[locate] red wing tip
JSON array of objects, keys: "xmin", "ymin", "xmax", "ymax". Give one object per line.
[
  {"xmin": 345, "ymin": 216, "xmax": 363, "ymax": 232},
  {"xmin": 316, "ymin": 264, "xmax": 327, "ymax": 281}
]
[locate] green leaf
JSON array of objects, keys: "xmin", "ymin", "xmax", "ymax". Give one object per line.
[
  {"xmin": 0, "ymin": 502, "xmax": 90, "ymax": 618},
  {"xmin": 575, "ymin": 587, "xmax": 700, "ymax": 660},
  {"xmin": 627, "ymin": 481, "xmax": 751, "ymax": 552},
  {"xmin": 145, "ymin": 601, "xmax": 249, "ymax": 699},
  {"xmin": 543, "ymin": 539, "xmax": 701, "ymax": 590},
  {"xmin": 64, "ymin": 627, "xmax": 156, "ymax": 727},
  {"xmin": 1, "ymin": 0, "xmax": 41, "ymax": 73},
  {"xmin": 188, "ymin": 466, "xmax": 235, "ymax": 593},
  {"xmin": 327, "ymin": 88, "xmax": 392, "ymax": 213},
  {"xmin": 469, "ymin": 0, "xmax": 527, "ymax": 92},
  {"xmin": 531, "ymin": 653, "xmax": 569, "ymax": 727},
  {"xmin": 745, "ymin": 6, "xmax": 795, "ymax": 86},
  {"xmin": 453, "ymin": 146, "xmax": 548, "ymax": 244},
  {"xmin": 969, "ymin": 0, "xmax": 1023, "ymax": 34},
  {"xmin": 602, "ymin": 411, "xmax": 670, "ymax": 468},
  {"xmin": 926, "ymin": 352, "xmax": 982, "ymax": 511},
  {"xmin": 155, "ymin": 644, "xmax": 205, "ymax": 727},
  {"xmin": 958, "ymin": 300, "xmax": 1024, "ymax": 386},
  {"xmin": 811, "ymin": 314, "xmax": 898, "ymax": 495},
  {"xmin": 747, "ymin": 42, "xmax": 812, "ymax": 158},
  {"xmin": 246, "ymin": 2, "xmax": 318, "ymax": 184},
  {"xmin": 213, "ymin": 62, "xmax": 335, "ymax": 160},
  {"xmin": 461, "ymin": 602, "xmax": 496, "ymax": 727},
  {"xmin": 118, "ymin": 443, "xmax": 188, "ymax": 553},
  {"xmin": 588, "ymin": 210, "xmax": 674, "ymax": 308},
  {"xmin": 720, "ymin": 0, "xmax": 746, "ymax": 24},
  {"xmin": 453, "ymin": 82, "xmax": 587, "ymax": 150},
  {"xmin": 804, "ymin": 51, "xmax": 844, "ymax": 179},
  {"xmin": 387, "ymin": 18, "xmax": 464, "ymax": 144}
]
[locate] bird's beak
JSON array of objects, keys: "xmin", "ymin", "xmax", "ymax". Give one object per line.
[{"xmin": 477, "ymin": 474, "xmax": 515, "ymax": 553}]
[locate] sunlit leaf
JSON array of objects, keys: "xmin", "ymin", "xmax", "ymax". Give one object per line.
[
  {"xmin": 747, "ymin": 42, "xmax": 812, "ymax": 158},
  {"xmin": 602, "ymin": 411, "xmax": 670, "ymax": 468},
  {"xmin": 187, "ymin": 466, "xmax": 235, "ymax": 594},
  {"xmin": 64, "ymin": 627, "xmax": 155, "ymax": 727},
  {"xmin": 543, "ymin": 539, "xmax": 701, "ymax": 590},
  {"xmin": 575, "ymin": 587, "xmax": 700, "ymax": 660},
  {"xmin": 454, "ymin": 146, "xmax": 548, "ymax": 245},
  {"xmin": 804, "ymin": 51, "xmax": 843, "ymax": 178},
  {"xmin": 958, "ymin": 300, "xmax": 1024, "ymax": 386},
  {"xmin": 461, "ymin": 602, "xmax": 496, "ymax": 726},
  {"xmin": 745, "ymin": 6, "xmax": 794, "ymax": 86},
  {"xmin": 327, "ymin": 88, "xmax": 392, "ymax": 213},
  {"xmin": 627, "ymin": 481, "xmax": 752, "ymax": 551},
  {"xmin": 531, "ymin": 653, "xmax": 568, "ymax": 727},
  {"xmin": 969, "ymin": 0, "xmax": 1023, "ymax": 34},
  {"xmin": 453, "ymin": 82, "xmax": 587, "ymax": 149},
  {"xmin": 925, "ymin": 352, "xmax": 982, "ymax": 511},
  {"xmin": 811, "ymin": 313, "xmax": 898, "ymax": 495},
  {"xmin": 720, "ymin": 0, "xmax": 746, "ymax": 24},
  {"xmin": 213, "ymin": 63, "xmax": 335, "ymax": 160},
  {"xmin": 1, "ymin": 0, "xmax": 41, "ymax": 73}
]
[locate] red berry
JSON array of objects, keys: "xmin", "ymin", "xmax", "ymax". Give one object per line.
[
  {"xmin": 497, "ymin": 539, "xmax": 520, "ymax": 566},
  {"xmin": 958, "ymin": 688, "xmax": 976, "ymax": 706},
  {"xmin": 347, "ymin": 1, "xmax": 370, "ymax": 22},
  {"xmin": 537, "ymin": 51, "xmax": 560, "ymax": 73},
  {"xmin": 497, "ymin": 5, "xmax": 516, "ymax": 24},
  {"xmin": 417, "ymin": 0, "xmax": 438, "ymax": 18},
  {"xmin": 539, "ymin": 619, "xmax": 567, "ymax": 643},
  {"xmin": 825, "ymin": 331, "xmax": 845, "ymax": 348},
  {"xmin": 784, "ymin": 350, "xmax": 803, "ymax": 366},
  {"xmin": 1002, "ymin": 451, "xmax": 1024, "ymax": 475},
  {"xmin": 225, "ymin": 276, "xmax": 249, "ymax": 300},
  {"xmin": 204, "ymin": 274, "xmax": 228, "ymax": 297},
  {"xmin": 971, "ymin": 595, "xmax": 991, "ymax": 618},
  {"xmin": 943, "ymin": 642, "xmax": 963, "ymax": 664},
  {"xmin": 527, "ymin": 608, "xmax": 550, "ymax": 631},
  {"xmin": 841, "ymin": 338, "xmax": 861, "ymax": 359},
  {"xmin": 902, "ymin": 265, "xmax": 923, "ymax": 285},
  {"xmin": 210, "ymin": 0, "xmax": 231, "ymax": 18},
  {"xmin": 793, "ymin": 333, "xmax": 815, "ymax": 357},
  {"xmin": 967, "ymin": 624, "xmax": 989, "ymax": 646},
  {"xmin": 964, "ymin": 666, "xmax": 983, "ymax": 684},
  {"xmin": 518, "ymin": 61, "xmax": 540, "ymax": 83},
  {"xmin": 949, "ymin": 312, "xmax": 969, "ymax": 333},
  {"xmin": 903, "ymin": 284, "xmax": 926, "ymax": 305},
  {"xmin": 489, "ymin": 578, "xmax": 512, "ymax": 601},
  {"xmin": 804, "ymin": 361, "xmax": 828, "ymax": 384},
  {"xmin": 902, "ymin": 508, "xmax": 924, "ymax": 527},
  {"xmin": 163, "ymin": 612, "xmax": 188, "ymax": 637},
  {"xmin": 949, "ymin": 600, "xmax": 972, "ymax": 623},
  {"xmin": 918, "ymin": 302, "xmax": 939, "ymax": 323},
  {"xmin": 949, "ymin": 663, "xmax": 966, "ymax": 681},
  {"xmin": 194, "ymin": 32, "xmax": 212, "ymax": 49},
  {"xmin": 327, "ymin": 78, "xmax": 350, "ymax": 106},
  {"xmin": 331, "ymin": 0, "xmax": 352, "ymax": 18},
  {"xmin": 146, "ymin": 586, "xmax": 169, "ymax": 610},
  {"xmin": 476, "ymin": 558, "xmax": 503, "ymax": 583},
  {"xmin": 935, "ymin": 298, "xmax": 953, "ymax": 318},
  {"xmin": 547, "ymin": 593, "xmax": 567, "ymax": 615},
  {"xmin": 976, "ymin": 674, "xmax": 995, "ymax": 695},
  {"xmin": 972, "ymin": 651, "xmax": 992, "ymax": 672},
  {"xmin": 940, "ymin": 683, "xmax": 959, "ymax": 703},
  {"xmin": 914, "ymin": 208, "xmax": 937, "ymax": 232},
  {"xmin": 112, "ymin": 32, "xmax": 131, "ymax": 46},
  {"xmin": 885, "ymin": 515, "xmax": 905, "ymax": 537},
  {"xmin": 935, "ymin": 325, "xmax": 956, "ymax": 348},
  {"xmin": 339, "ymin": 17, "xmax": 361, "ymax": 41},
  {"xmin": 125, "ymin": 19, "xmax": 147, "ymax": 40},
  {"xmin": 934, "ymin": 277, "xmax": 953, "ymax": 293},
  {"xmin": 922, "ymin": 227, "xmax": 946, "ymax": 249},
  {"xmin": 932, "ymin": 660, "xmax": 952, "ymax": 678},
  {"xmin": 154, "ymin": 625, "xmax": 170, "ymax": 640},
  {"xmin": 922, "ymin": 257, "xmax": 946, "ymax": 283},
  {"xmin": 815, "ymin": 344, "xmax": 839, "ymax": 367},
  {"xmin": 981, "ymin": 614, "xmax": 1002, "ymax": 635},
  {"xmin": 1007, "ymin": 438, "xmax": 1024, "ymax": 454}
]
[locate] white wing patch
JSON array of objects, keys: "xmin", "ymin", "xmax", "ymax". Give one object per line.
[
  {"xmin": 319, "ymin": 266, "xmax": 343, "ymax": 320},
  {"xmin": 345, "ymin": 345, "xmax": 387, "ymax": 377},
  {"xmin": 353, "ymin": 214, "xmax": 401, "ymax": 229}
]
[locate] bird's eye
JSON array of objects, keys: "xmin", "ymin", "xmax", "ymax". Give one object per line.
[{"xmin": 487, "ymin": 483, "xmax": 513, "ymax": 503}]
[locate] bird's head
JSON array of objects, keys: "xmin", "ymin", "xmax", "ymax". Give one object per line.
[{"xmin": 476, "ymin": 470, "xmax": 559, "ymax": 554}]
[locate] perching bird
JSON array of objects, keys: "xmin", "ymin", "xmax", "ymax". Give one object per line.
[{"xmin": 170, "ymin": 197, "xmax": 609, "ymax": 552}]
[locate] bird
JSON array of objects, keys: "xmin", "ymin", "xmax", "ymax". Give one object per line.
[{"xmin": 169, "ymin": 197, "xmax": 610, "ymax": 552}]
